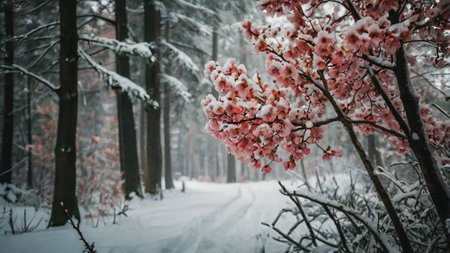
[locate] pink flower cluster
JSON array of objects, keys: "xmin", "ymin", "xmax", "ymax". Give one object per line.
[{"xmin": 202, "ymin": 60, "xmax": 342, "ymax": 173}]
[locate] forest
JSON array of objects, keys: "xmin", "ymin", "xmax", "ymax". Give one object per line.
[{"xmin": 0, "ymin": 0, "xmax": 449, "ymax": 252}]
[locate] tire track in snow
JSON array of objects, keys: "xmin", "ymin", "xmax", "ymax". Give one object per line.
[
  {"xmin": 163, "ymin": 185, "xmax": 256, "ymax": 253},
  {"xmin": 161, "ymin": 187, "xmax": 242, "ymax": 253}
]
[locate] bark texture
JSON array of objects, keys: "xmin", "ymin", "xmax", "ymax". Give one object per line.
[
  {"xmin": 115, "ymin": 0, "xmax": 142, "ymax": 198},
  {"xmin": 163, "ymin": 89, "xmax": 174, "ymax": 189},
  {"xmin": 1, "ymin": 2, "xmax": 14, "ymax": 184},
  {"xmin": 211, "ymin": 28, "xmax": 220, "ymax": 180},
  {"xmin": 27, "ymin": 78, "xmax": 33, "ymax": 188},
  {"xmin": 394, "ymin": 44, "xmax": 450, "ymax": 244},
  {"xmin": 49, "ymin": 0, "xmax": 80, "ymax": 226},
  {"xmin": 144, "ymin": 0, "xmax": 162, "ymax": 194}
]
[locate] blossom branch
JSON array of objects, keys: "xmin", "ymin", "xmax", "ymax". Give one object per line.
[
  {"xmin": 349, "ymin": 119, "xmax": 407, "ymax": 139},
  {"xmin": 362, "ymin": 55, "xmax": 396, "ymax": 70},
  {"xmin": 366, "ymin": 67, "xmax": 410, "ymax": 136}
]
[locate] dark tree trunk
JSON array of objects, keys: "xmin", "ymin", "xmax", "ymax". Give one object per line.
[
  {"xmin": 163, "ymin": 88, "xmax": 174, "ymax": 189},
  {"xmin": 115, "ymin": 0, "xmax": 142, "ymax": 199},
  {"xmin": 1, "ymin": 2, "xmax": 14, "ymax": 184},
  {"xmin": 226, "ymin": 153, "xmax": 236, "ymax": 183},
  {"xmin": 395, "ymin": 44, "xmax": 450, "ymax": 244},
  {"xmin": 27, "ymin": 77, "xmax": 33, "ymax": 188},
  {"xmin": 211, "ymin": 28, "xmax": 220, "ymax": 180},
  {"xmin": 163, "ymin": 25, "xmax": 174, "ymax": 190},
  {"xmin": 140, "ymin": 103, "xmax": 147, "ymax": 185},
  {"xmin": 144, "ymin": 0, "xmax": 162, "ymax": 194},
  {"xmin": 49, "ymin": 0, "xmax": 80, "ymax": 226}
]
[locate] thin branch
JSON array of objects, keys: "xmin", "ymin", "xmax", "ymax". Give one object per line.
[
  {"xmin": 322, "ymin": 205, "xmax": 351, "ymax": 252},
  {"xmin": 280, "ymin": 189, "xmax": 391, "ymax": 252},
  {"xmin": 28, "ymin": 40, "xmax": 59, "ymax": 69},
  {"xmin": 431, "ymin": 104, "xmax": 450, "ymax": 118},
  {"xmin": 14, "ymin": 22, "xmax": 59, "ymax": 45},
  {"xmin": 292, "ymin": 117, "xmax": 339, "ymax": 130},
  {"xmin": 362, "ymin": 55, "xmax": 396, "ymax": 70},
  {"xmin": 349, "ymin": 119, "xmax": 407, "ymax": 139},
  {"xmin": 367, "ymin": 68, "xmax": 410, "ymax": 136},
  {"xmin": 345, "ymin": 0, "xmax": 361, "ymax": 20},
  {"xmin": 63, "ymin": 205, "xmax": 96, "ymax": 253},
  {"xmin": 261, "ymin": 222, "xmax": 308, "ymax": 251},
  {"xmin": 410, "ymin": 69, "xmax": 448, "ymax": 98},
  {"xmin": 16, "ymin": 0, "xmax": 54, "ymax": 15},
  {"xmin": 279, "ymin": 182, "xmax": 318, "ymax": 247},
  {"xmin": 77, "ymin": 14, "xmax": 116, "ymax": 25},
  {"xmin": 1, "ymin": 64, "xmax": 59, "ymax": 92}
]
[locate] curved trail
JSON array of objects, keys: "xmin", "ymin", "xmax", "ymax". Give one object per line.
[
  {"xmin": 0, "ymin": 181, "xmax": 288, "ymax": 253},
  {"xmin": 166, "ymin": 186, "xmax": 256, "ymax": 253}
]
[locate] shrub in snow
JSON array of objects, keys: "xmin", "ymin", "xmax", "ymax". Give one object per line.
[
  {"xmin": 0, "ymin": 184, "xmax": 40, "ymax": 207},
  {"xmin": 4, "ymin": 208, "xmax": 43, "ymax": 235},
  {"xmin": 267, "ymin": 165, "xmax": 447, "ymax": 252}
]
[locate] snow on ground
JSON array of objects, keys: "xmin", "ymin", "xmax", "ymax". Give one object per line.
[{"xmin": 0, "ymin": 180, "xmax": 293, "ymax": 253}]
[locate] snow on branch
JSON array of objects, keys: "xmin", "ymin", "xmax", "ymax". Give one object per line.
[
  {"xmin": 279, "ymin": 184, "xmax": 399, "ymax": 253},
  {"xmin": 168, "ymin": 12, "xmax": 212, "ymax": 35},
  {"xmin": 1, "ymin": 64, "xmax": 59, "ymax": 92},
  {"xmin": 173, "ymin": 0, "xmax": 216, "ymax": 16},
  {"xmin": 79, "ymin": 48, "xmax": 156, "ymax": 106},
  {"xmin": 161, "ymin": 73, "xmax": 191, "ymax": 102},
  {"xmin": 79, "ymin": 36, "xmax": 156, "ymax": 60},
  {"xmin": 161, "ymin": 40, "xmax": 199, "ymax": 74}
]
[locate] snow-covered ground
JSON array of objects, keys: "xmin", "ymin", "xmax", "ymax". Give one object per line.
[{"xmin": 0, "ymin": 180, "xmax": 292, "ymax": 253}]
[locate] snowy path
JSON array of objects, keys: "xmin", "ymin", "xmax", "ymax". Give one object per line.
[{"xmin": 0, "ymin": 181, "xmax": 291, "ymax": 253}]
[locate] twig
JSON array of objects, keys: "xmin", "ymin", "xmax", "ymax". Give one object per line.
[{"xmin": 63, "ymin": 204, "xmax": 96, "ymax": 253}]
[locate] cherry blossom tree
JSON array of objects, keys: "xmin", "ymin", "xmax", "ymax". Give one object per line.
[{"xmin": 202, "ymin": 0, "xmax": 449, "ymax": 251}]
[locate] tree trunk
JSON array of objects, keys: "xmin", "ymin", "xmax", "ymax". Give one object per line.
[
  {"xmin": 49, "ymin": 0, "xmax": 80, "ymax": 226},
  {"xmin": 226, "ymin": 153, "xmax": 236, "ymax": 183},
  {"xmin": 27, "ymin": 77, "xmax": 33, "ymax": 188},
  {"xmin": 115, "ymin": 0, "xmax": 142, "ymax": 199},
  {"xmin": 0, "ymin": 2, "xmax": 14, "ymax": 184},
  {"xmin": 163, "ymin": 88, "xmax": 174, "ymax": 189},
  {"xmin": 140, "ymin": 103, "xmax": 148, "ymax": 185},
  {"xmin": 211, "ymin": 28, "xmax": 220, "ymax": 180},
  {"xmin": 163, "ymin": 25, "xmax": 174, "ymax": 190},
  {"xmin": 367, "ymin": 134, "xmax": 383, "ymax": 168},
  {"xmin": 144, "ymin": 0, "xmax": 162, "ymax": 194},
  {"xmin": 395, "ymin": 44, "xmax": 450, "ymax": 244}
]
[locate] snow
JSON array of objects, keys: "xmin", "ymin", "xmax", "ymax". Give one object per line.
[
  {"xmin": 0, "ymin": 181, "xmax": 290, "ymax": 253},
  {"xmin": 79, "ymin": 49, "xmax": 155, "ymax": 105},
  {"xmin": 161, "ymin": 40, "xmax": 199, "ymax": 74},
  {"xmin": 167, "ymin": 13, "xmax": 212, "ymax": 36},
  {"xmin": 80, "ymin": 36, "xmax": 155, "ymax": 60},
  {"xmin": 161, "ymin": 73, "xmax": 192, "ymax": 102},
  {"xmin": 174, "ymin": 0, "xmax": 216, "ymax": 15}
]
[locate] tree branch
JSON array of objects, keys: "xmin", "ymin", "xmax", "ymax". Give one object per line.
[
  {"xmin": 292, "ymin": 117, "xmax": 339, "ymax": 130},
  {"xmin": 77, "ymin": 14, "xmax": 116, "ymax": 25},
  {"xmin": 349, "ymin": 119, "xmax": 407, "ymax": 139},
  {"xmin": 367, "ymin": 67, "xmax": 411, "ymax": 136},
  {"xmin": 1, "ymin": 64, "xmax": 59, "ymax": 92},
  {"xmin": 362, "ymin": 55, "xmax": 396, "ymax": 70}
]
